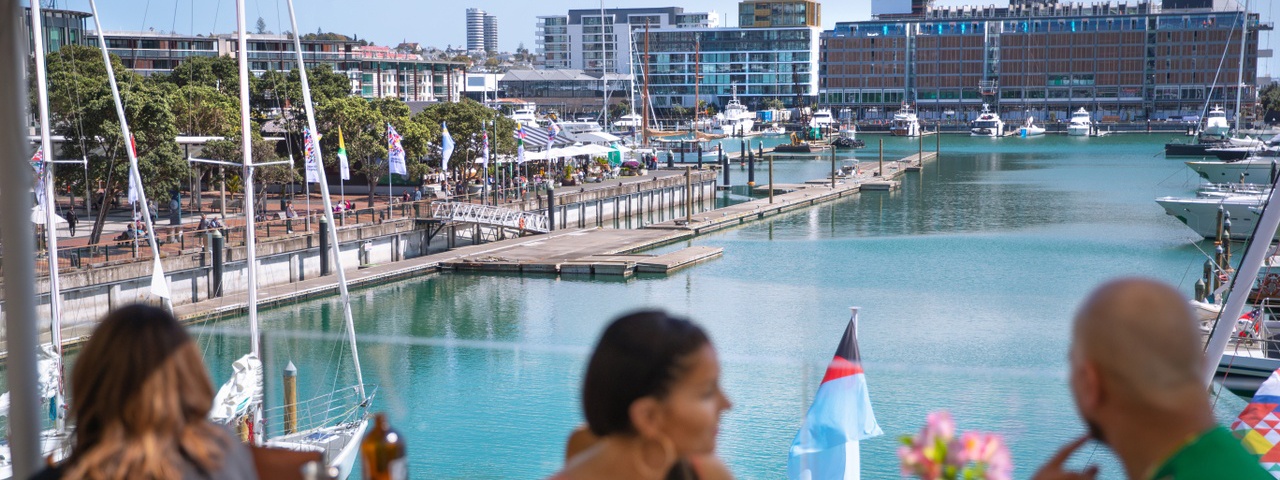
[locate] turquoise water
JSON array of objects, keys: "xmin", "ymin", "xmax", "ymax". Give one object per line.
[{"xmin": 193, "ymin": 133, "xmax": 1247, "ymax": 479}]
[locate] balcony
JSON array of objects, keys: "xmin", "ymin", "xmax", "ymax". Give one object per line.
[
  {"xmin": 1259, "ymin": 21, "xmax": 1275, "ymax": 31},
  {"xmin": 1260, "ymin": 49, "xmax": 1273, "ymax": 58}
]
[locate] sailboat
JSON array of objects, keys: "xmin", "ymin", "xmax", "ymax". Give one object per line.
[
  {"xmin": 245, "ymin": 1, "xmax": 374, "ymax": 476},
  {"xmin": 1, "ymin": 0, "xmax": 182, "ymax": 475}
]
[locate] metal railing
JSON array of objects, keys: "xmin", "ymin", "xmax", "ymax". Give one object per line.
[{"xmin": 430, "ymin": 202, "xmax": 549, "ymax": 233}]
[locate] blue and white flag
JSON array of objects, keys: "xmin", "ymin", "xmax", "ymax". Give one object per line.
[
  {"xmin": 30, "ymin": 146, "xmax": 46, "ymax": 208},
  {"xmin": 440, "ymin": 121, "xmax": 455, "ymax": 171},
  {"xmin": 387, "ymin": 123, "xmax": 407, "ymax": 176},
  {"xmin": 547, "ymin": 121, "xmax": 560, "ymax": 149},
  {"xmin": 787, "ymin": 307, "xmax": 882, "ymax": 480}
]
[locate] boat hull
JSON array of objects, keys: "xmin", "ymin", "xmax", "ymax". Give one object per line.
[
  {"xmin": 1185, "ymin": 159, "xmax": 1278, "ymax": 183},
  {"xmin": 1217, "ymin": 353, "xmax": 1280, "ymax": 399},
  {"xmin": 773, "ymin": 144, "xmax": 814, "ymax": 153},
  {"xmin": 1067, "ymin": 125, "xmax": 1090, "ymax": 136},
  {"xmin": 1018, "ymin": 127, "xmax": 1045, "ymax": 137},
  {"xmin": 1155, "ymin": 195, "xmax": 1272, "ymax": 240}
]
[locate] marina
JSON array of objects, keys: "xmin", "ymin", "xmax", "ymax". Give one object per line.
[
  {"xmin": 3, "ymin": 0, "xmax": 1280, "ymax": 477},
  {"xmin": 177, "ymin": 134, "xmax": 1247, "ymax": 479}
]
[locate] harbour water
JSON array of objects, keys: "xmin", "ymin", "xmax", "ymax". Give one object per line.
[{"xmin": 191, "ymin": 133, "xmax": 1246, "ymax": 479}]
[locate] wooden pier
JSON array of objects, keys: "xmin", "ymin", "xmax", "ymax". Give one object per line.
[{"xmin": 164, "ymin": 148, "xmax": 942, "ymax": 327}]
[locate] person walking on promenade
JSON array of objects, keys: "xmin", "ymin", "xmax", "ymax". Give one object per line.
[
  {"xmin": 1033, "ymin": 278, "xmax": 1271, "ymax": 480},
  {"xmin": 66, "ymin": 207, "xmax": 77, "ymax": 237},
  {"xmin": 548, "ymin": 310, "xmax": 733, "ymax": 480},
  {"xmin": 32, "ymin": 304, "xmax": 257, "ymax": 479}
]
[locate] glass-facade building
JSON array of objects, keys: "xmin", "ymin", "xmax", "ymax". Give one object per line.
[
  {"xmin": 21, "ymin": 8, "xmax": 91, "ymax": 55},
  {"xmin": 820, "ymin": 0, "xmax": 1270, "ymax": 122},
  {"xmin": 536, "ymin": 7, "xmax": 717, "ymax": 75},
  {"xmin": 641, "ymin": 26, "xmax": 820, "ymax": 109}
]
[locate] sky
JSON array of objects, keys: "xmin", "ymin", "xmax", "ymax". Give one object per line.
[{"xmin": 41, "ymin": 0, "xmax": 1280, "ymax": 78}]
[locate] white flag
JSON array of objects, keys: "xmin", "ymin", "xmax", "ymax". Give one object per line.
[
  {"xmin": 441, "ymin": 121, "xmax": 455, "ymax": 172},
  {"xmin": 387, "ymin": 123, "xmax": 407, "ymax": 176},
  {"xmin": 150, "ymin": 257, "xmax": 170, "ymax": 299}
]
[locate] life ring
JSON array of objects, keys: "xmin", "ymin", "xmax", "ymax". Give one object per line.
[{"xmin": 518, "ymin": 217, "xmax": 527, "ymax": 230}]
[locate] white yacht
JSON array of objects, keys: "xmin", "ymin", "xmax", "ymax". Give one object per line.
[
  {"xmin": 1204, "ymin": 105, "xmax": 1232, "ymax": 137},
  {"xmin": 556, "ymin": 119, "xmax": 603, "ymax": 135},
  {"xmin": 1018, "ymin": 117, "xmax": 1045, "ymax": 137},
  {"xmin": 508, "ymin": 103, "xmax": 539, "ymax": 127},
  {"xmin": 1156, "ymin": 190, "xmax": 1275, "ymax": 240},
  {"xmin": 611, "ymin": 113, "xmax": 643, "ymax": 132},
  {"xmin": 969, "ymin": 104, "xmax": 1005, "ymax": 137},
  {"xmin": 712, "ymin": 87, "xmax": 755, "ymax": 136},
  {"xmin": 1185, "ymin": 157, "xmax": 1279, "ymax": 183},
  {"xmin": 890, "ymin": 103, "xmax": 921, "ymax": 137},
  {"xmin": 1067, "ymin": 108, "xmax": 1092, "ymax": 136},
  {"xmin": 810, "ymin": 108, "xmax": 836, "ymax": 128}
]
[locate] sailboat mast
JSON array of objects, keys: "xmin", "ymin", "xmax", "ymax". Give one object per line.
[
  {"xmin": 694, "ymin": 35, "xmax": 700, "ymax": 135},
  {"xmin": 287, "ymin": 0, "xmax": 367, "ymax": 400},
  {"xmin": 642, "ymin": 21, "xmax": 650, "ymax": 148},
  {"xmin": 1234, "ymin": 0, "xmax": 1250, "ymax": 134},
  {"xmin": 234, "ymin": 0, "xmax": 261, "ymax": 361},
  {"xmin": 86, "ymin": 0, "xmax": 170, "ymax": 314},
  {"xmin": 599, "ymin": 0, "xmax": 608, "ymax": 128},
  {"xmin": 29, "ymin": 0, "xmax": 66, "ymax": 433}
]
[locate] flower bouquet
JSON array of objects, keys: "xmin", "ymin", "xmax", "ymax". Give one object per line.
[{"xmin": 899, "ymin": 411, "xmax": 1011, "ymax": 480}]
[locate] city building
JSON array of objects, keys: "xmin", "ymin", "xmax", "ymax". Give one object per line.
[
  {"xmin": 84, "ymin": 30, "xmax": 464, "ymax": 102},
  {"xmin": 536, "ymin": 7, "xmax": 718, "ymax": 75},
  {"xmin": 498, "ymin": 69, "xmax": 633, "ymax": 114},
  {"xmin": 484, "ymin": 14, "xmax": 499, "ymax": 53},
  {"xmin": 21, "ymin": 7, "xmax": 91, "ymax": 55},
  {"xmin": 737, "ymin": 0, "xmax": 821, "ymax": 28},
  {"xmin": 820, "ymin": 0, "xmax": 1271, "ymax": 122},
  {"xmin": 467, "ymin": 8, "xmax": 499, "ymax": 53},
  {"xmin": 638, "ymin": 0, "xmax": 820, "ymax": 111},
  {"xmin": 467, "ymin": 8, "xmax": 487, "ymax": 52}
]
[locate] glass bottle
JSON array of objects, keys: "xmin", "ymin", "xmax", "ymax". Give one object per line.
[{"xmin": 360, "ymin": 413, "xmax": 407, "ymax": 480}]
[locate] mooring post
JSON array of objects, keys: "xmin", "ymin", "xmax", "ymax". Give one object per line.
[
  {"xmin": 283, "ymin": 361, "xmax": 298, "ymax": 434},
  {"xmin": 878, "ymin": 139, "xmax": 884, "ymax": 177},
  {"xmin": 210, "ymin": 230, "xmax": 224, "ymax": 298},
  {"xmin": 685, "ymin": 166, "xmax": 692, "ymax": 225},
  {"xmin": 547, "ymin": 186, "xmax": 556, "ymax": 232},
  {"xmin": 768, "ymin": 153, "xmax": 774, "ymax": 204},
  {"xmin": 830, "ymin": 144, "xmax": 836, "ymax": 189},
  {"xmin": 318, "ymin": 216, "xmax": 330, "ymax": 276}
]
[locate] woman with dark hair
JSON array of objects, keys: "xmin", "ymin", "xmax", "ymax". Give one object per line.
[
  {"xmin": 551, "ymin": 310, "xmax": 733, "ymax": 480},
  {"xmin": 35, "ymin": 304, "xmax": 256, "ymax": 480}
]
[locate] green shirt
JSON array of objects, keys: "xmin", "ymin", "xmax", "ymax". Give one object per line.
[{"xmin": 1148, "ymin": 426, "xmax": 1273, "ymax": 480}]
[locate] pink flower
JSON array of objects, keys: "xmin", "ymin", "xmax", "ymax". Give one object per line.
[{"xmin": 924, "ymin": 410, "xmax": 956, "ymax": 445}]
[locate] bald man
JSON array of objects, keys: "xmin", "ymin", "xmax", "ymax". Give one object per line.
[{"xmin": 1034, "ymin": 278, "xmax": 1270, "ymax": 480}]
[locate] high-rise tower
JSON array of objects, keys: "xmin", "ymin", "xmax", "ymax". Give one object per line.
[{"xmin": 466, "ymin": 8, "xmax": 486, "ymax": 52}]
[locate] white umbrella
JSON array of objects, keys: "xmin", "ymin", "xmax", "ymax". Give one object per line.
[{"xmin": 31, "ymin": 206, "xmax": 65, "ymax": 225}]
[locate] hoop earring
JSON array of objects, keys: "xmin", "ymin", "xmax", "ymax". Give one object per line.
[{"xmin": 633, "ymin": 435, "xmax": 677, "ymax": 479}]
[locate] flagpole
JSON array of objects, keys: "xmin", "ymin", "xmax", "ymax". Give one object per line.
[{"xmin": 388, "ymin": 123, "xmax": 393, "ymax": 219}]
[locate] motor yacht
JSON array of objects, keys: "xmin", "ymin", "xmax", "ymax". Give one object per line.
[
  {"xmin": 810, "ymin": 108, "xmax": 836, "ymax": 129},
  {"xmin": 507, "ymin": 103, "xmax": 539, "ymax": 128},
  {"xmin": 712, "ymin": 88, "xmax": 755, "ymax": 136},
  {"xmin": 1156, "ymin": 190, "xmax": 1275, "ymax": 240},
  {"xmin": 890, "ymin": 103, "xmax": 921, "ymax": 137},
  {"xmin": 1186, "ymin": 157, "xmax": 1280, "ymax": 183},
  {"xmin": 969, "ymin": 104, "xmax": 1004, "ymax": 137},
  {"xmin": 611, "ymin": 113, "xmax": 643, "ymax": 133},
  {"xmin": 1067, "ymin": 108, "xmax": 1092, "ymax": 136},
  {"xmin": 1204, "ymin": 105, "xmax": 1232, "ymax": 137}
]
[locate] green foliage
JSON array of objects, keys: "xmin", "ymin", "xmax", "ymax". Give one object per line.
[
  {"xmin": 609, "ymin": 99, "xmax": 632, "ymax": 120},
  {"xmin": 40, "ymin": 45, "xmax": 187, "ymax": 206},
  {"xmin": 166, "ymin": 55, "xmax": 244, "ymax": 97},
  {"xmin": 1261, "ymin": 83, "xmax": 1280, "ymax": 123},
  {"xmin": 763, "ymin": 98, "xmax": 785, "ymax": 111},
  {"xmin": 413, "ymin": 99, "xmax": 515, "ymax": 173}
]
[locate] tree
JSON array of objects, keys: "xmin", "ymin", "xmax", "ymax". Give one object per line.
[
  {"xmin": 166, "ymin": 55, "xmax": 244, "ymax": 97},
  {"xmin": 255, "ymin": 17, "xmax": 268, "ymax": 35},
  {"xmin": 763, "ymin": 98, "xmax": 785, "ymax": 111},
  {"xmin": 41, "ymin": 45, "xmax": 188, "ymax": 244},
  {"xmin": 609, "ymin": 99, "xmax": 632, "ymax": 120},
  {"xmin": 413, "ymin": 99, "xmax": 513, "ymax": 182},
  {"xmin": 1261, "ymin": 83, "xmax": 1280, "ymax": 123}
]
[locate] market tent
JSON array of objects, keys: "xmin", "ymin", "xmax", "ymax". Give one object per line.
[{"xmin": 573, "ymin": 131, "xmax": 623, "ymax": 144}]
